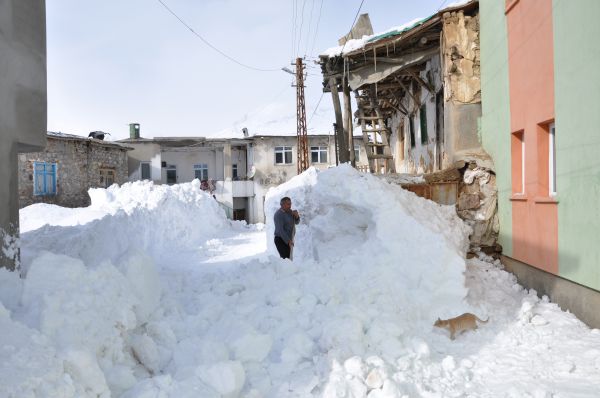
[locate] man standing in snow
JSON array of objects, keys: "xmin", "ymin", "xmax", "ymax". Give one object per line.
[{"xmin": 274, "ymin": 197, "xmax": 300, "ymax": 259}]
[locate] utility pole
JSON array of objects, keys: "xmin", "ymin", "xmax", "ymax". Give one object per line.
[{"xmin": 294, "ymin": 58, "xmax": 309, "ymax": 174}]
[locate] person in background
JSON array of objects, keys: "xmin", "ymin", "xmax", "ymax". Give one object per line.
[{"xmin": 274, "ymin": 196, "xmax": 300, "ymax": 259}]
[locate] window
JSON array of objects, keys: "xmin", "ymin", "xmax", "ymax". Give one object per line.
[
  {"xmin": 310, "ymin": 146, "xmax": 328, "ymax": 163},
  {"xmin": 140, "ymin": 162, "xmax": 151, "ymax": 180},
  {"xmin": 166, "ymin": 165, "xmax": 177, "ymax": 184},
  {"xmin": 354, "ymin": 145, "xmax": 360, "ymax": 162},
  {"xmin": 420, "ymin": 104, "xmax": 428, "ymax": 144},
  {"xmin": 99, "ymin": 168, "xmax": 115, "ymax": 188},
  {"xmin": 549, "ymin": 123, "xmax": 556, "ymax": 196},
  {"xmin": 33, "ymin": 162, "xmax": 57, "ymax": 196},
  {"xmin": 511, "ymin": 131, "xmax": 525, "ymax": 194},
  {"xmin": 409, "ymin": 117, "xmax": 416, "ymax": 148},
  {"xmin": 275, "ymin": 146, "xmax": 293, "ymax": 164},
  {"xmin": 193, "ymin": 164, "xmax": 208, "ymax": 181},
  {"xmin": 232, "ymin": 164, "xmax": 238, "ymax": 179}
]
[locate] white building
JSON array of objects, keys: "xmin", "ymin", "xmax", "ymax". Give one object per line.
[{"xmin": 119, "ymin": 125, "xmax": 367, "ymax": 223}]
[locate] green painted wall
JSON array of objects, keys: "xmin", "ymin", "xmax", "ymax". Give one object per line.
[
  {"xmin": 553, "ymin": 0, "xmax": 600, "ymax": 291},
  {"xmin": 479, "ymin": 0, "xmax": 512, "ymax": 256}
]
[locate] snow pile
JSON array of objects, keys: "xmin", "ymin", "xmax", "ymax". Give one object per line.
[
  {"xmin": 265, "ymin": 165, "xmax": 471, "ymax": 320},
  {"xmin": 20, "ymin": 179, "xmax": 228, "ymax": 270},
  {"xmin": 0, "ymin": 249, "xmax": 169, "ymax": 397}
]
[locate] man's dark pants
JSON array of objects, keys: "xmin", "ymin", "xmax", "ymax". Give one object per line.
[{"xmin": 274, "ymin": 236, "xmax": 291, "ymax": 259}]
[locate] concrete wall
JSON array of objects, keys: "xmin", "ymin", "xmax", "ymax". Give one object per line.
[
  {"xmin": 161, "ymin": 148, "xmax": 223, "ymax": 184},
  {"xmin": 479, "ymin": 0, "xmax": 513, "ymax": 256},
  {"xmin": 502, "ymin": 255, "xmax": 600, "ymax": 329},
  {"xmin": 553, "ymin": 0, "xmax": 600, "ymax": 291},
  {"xmin": 18, "ymin": 138, "xmax": 129, "ymax": 208},
  {"xmin": 0, "ymin": 0, "xmax": 47, "ymax": 269},
  {"xmin": 126, "ymin": 142, "xmax": 162, "ymax": 183}
]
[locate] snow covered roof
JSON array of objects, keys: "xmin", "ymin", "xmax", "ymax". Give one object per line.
[
  {"xmin": 320, "ymin": 0, "xmax": 476, "ymax": 58},
  {"xmin": 47, "ymin": 131, "xmax": 132, "ymax": 150}
]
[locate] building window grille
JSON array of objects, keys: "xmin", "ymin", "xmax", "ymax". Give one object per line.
[{"xmin": 99, "ymin": 168, "xmax": 115, "ymax": 188}]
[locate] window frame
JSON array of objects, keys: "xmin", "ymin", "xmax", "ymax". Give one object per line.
[
  {"xmin": 409, "ymin": 116, "xmax": 416, "ymax": 148},
  {"xmin": 549, "ymin": 123, "xmax": 556, "ymax": 196},
  {"xmin": 511, "ymin": 131, "xmax": 525, "ymax": 196},
  {"xmin": 193, "ymin": 163, "xmax": 209, "ymax": 181},
  {"xmin": 33, "ymin": 161, "xmax": 57, "ymax": 196},
  {"xmin": 310, "ymin": 146, "xmax": 328, "ymax": 164},
  {"xmin": 354, "ymin": 144, "xmax": 360, "ymax": 162},
  {"xmin": 99, "ymin": 168, "xmax": 116, "ymax": 188},
  {"xmin": 274, "ymin": 146, "xmax": 293, "ymax": 165},
  {"xmin": 232, "ymin": 164, "xmax": 238, "ymax": 179},
  {"xmin": 420, "ymin": 104, "xmax": 428, "ymax": 144}
]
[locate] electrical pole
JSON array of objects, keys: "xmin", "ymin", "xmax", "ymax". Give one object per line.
[{"xmin": 294, "ymin": 58, "xmax": 309, "ymax": 174}]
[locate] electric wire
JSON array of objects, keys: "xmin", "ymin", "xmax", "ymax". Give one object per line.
[
  {"xmin": 296, "ymin": 0, "xmax": 308, "ymax": 56},
  {"xmin": 304, "ymin": 0, "xmax": 316, "ymax": 57},
  {"xmin": 156, "ymin": 0, "xmax": 280, "ymax": 72},
  {"xmin": 308, "ymin": 0, "xmax": 324, "ymax": 58}
]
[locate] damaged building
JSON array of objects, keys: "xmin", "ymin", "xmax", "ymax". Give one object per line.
[{"xmin": 319, "ymin": 0, "xmax": 498, "ymax": 250}]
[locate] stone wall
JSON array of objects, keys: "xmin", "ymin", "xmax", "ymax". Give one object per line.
[{"xmin": 18, "ymin": 137, "xmax": 129, "ymax": 208}]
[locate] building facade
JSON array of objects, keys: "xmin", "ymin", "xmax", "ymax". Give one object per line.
[
  {"xmin": 18, "ymin": 133, "xmax": 131, "ymax": 208},
  {"xmin": 120, "ymin": 128, "xmax": 367, "ymax": 224},
  {"xmin": 0, "ymin": 0, "xmax": 47, "ymax": 270},
  {"xmin": 480, "ymin": 0, "xmax": 600, "ymax": 325}
]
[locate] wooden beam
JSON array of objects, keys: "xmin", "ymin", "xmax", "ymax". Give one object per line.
[
  {"xmin": 329, "ymin": 77, "xmax": 349, "ymax": 163},
  {"xmin": 343, "ymin": 74, "xmax": 355, "ymax": 166},
  {"xmin": 395, "ymin": 78, "xmax": 420, "ymax": 109},
  {"xmin": 408, "ymin": 71, "xmax": 434, "ymax": 94}
]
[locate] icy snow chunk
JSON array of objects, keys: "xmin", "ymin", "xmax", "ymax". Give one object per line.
[
  {"xmin": 116, "ymin": 249, "xmax": 162, "ymax": 323},
  {"xmin": 442, "ymin": 355, "xmax": 456, "ymax": 372},
  {"xmin": 280, "ymin": 331, "xmax": 315, "ymax": 364},
  {"xmin": 63, "ymin": 349, "xmax": 110, "ymax": 396},
  {"xmin": 232, "ymin": 332, "xmax": 272, "ymax": 362},
  {"xmin": 366, "ymin": 368, "xmax": 384, "ymax": 389},
  {"xmin": 197, "ymin": 360, "xmax": 246, "ymax": 398},
  {"xmin": 531, "ymin": 314, "xmax": 549, "ymax": 326},
  {"xmin": 130, "ymin": 334, "xmax": 161, "ymax": 374},
  {"xmin": 344, "ymin": 356, "xmax": 366, "ymax": 379}
]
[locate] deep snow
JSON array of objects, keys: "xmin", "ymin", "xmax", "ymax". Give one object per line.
[{"xmin": 2, "ymin": 165, "xmax": 600, "ymax": 397}]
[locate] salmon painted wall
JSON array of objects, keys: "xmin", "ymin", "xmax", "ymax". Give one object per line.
[
  {"xmin": 506, "ymin": 0, "xmax": 558, "ymax": 274},
  {"xmin": 479, "ymin": 0, "xmax": 512, "ymax": 256},
  {"xmin": 553, "ymin": 0, "xmax": 600, "ymax": 291}
]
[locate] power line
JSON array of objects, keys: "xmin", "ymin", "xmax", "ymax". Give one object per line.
[
  {"xmin": 308, "ymin": 92, "xmax": 325, "ymax": 126},
  {"xmin": 309, "ymin": 0, "xmax": 324, "ymax": 58},
  {"xmin": 304, "ymin": 0, "xmax": 316, "ymax": 57},
  {"xmin": 156, "ymin": 0, "xmax": 280, "ymax": 72},
  {"xmin": 296, "ymin": 0, "xmax": 308, "ymax": 56},
  {"xmin": 334, "ymin": 0, "xmax": 367, "ymax": 59}
]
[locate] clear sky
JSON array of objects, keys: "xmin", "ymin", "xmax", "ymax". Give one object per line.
[{"xmin": 46, "ymin": 0, "xmax": 450, "ymax": 140}]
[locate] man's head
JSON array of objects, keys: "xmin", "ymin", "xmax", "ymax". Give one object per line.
[{"xmin": 280, "ymin": 196, "xmax": 292, "ymax": 211}]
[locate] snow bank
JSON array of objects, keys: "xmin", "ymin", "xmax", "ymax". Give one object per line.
[
  {"xmin": 265, "ymin": 165, "xmax": 471, "ymax": 320},
  {"xmin": 20, "ymin": 180, "xmax": 229, "ymax": 271}
]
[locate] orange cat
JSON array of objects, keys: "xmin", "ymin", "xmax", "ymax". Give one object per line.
[{"xmin": 434, "ymin": 313, "xmax": 489, "ymax": 340}]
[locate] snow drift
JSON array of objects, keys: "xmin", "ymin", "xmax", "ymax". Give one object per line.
[
  {"xmin": 265, "ymin": 165, "xmax": 472, "ymax": 321},
  {"xmin": 20, "ymin": 179, "xmax": 228, "ymax": 271}
]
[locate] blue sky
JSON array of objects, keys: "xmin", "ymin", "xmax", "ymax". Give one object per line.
[{"xmin": 46, "ymin": 0, "xmax": 450, "ymax": 140}]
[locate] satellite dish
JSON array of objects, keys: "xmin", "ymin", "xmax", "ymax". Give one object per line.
[{"xmin": 247, "ymin": 165, "xmax": 256, "ymax": 179}]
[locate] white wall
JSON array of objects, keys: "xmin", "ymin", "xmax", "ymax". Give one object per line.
[
  {"xmin": 388, "ymin": 54, "xmax": 444, "ymax": 174},
  {"xmin": 126, "ymin": 142, "xmax": 162, "ymax": 183}
]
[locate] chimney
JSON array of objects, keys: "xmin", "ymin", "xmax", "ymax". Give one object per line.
[
  {"xmin": 242, "ymin": 127, "xmax": 249, "ymax": 138},
  {"xmin": 129, "ymin": 123, "xmax": 140, "ymax": 139}
]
